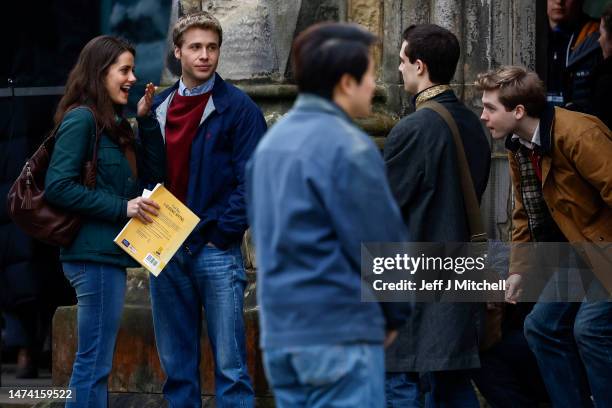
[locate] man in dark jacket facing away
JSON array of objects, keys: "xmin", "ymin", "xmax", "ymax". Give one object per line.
[
  {"xmin": 247, "ymin": 22, "xmax": 409, "ymax": 408},
  {"xmin": 148, "ymin": 12, "xmax": 267, "ymax": 408},
  {"xmin": 383, "ymin": 24, "xmax": 491, "ymax": 407}
]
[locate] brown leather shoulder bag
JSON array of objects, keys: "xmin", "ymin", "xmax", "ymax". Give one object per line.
[{"xmin": 6, "ymin": 106, "xmax": 101, "ymax": 247}]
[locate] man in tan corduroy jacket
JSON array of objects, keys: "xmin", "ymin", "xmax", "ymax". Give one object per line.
[{"xmin": 476, "ymin": 65, "xmax": 612, "ymax": 407}]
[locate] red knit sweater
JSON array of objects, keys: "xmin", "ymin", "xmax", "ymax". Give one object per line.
[{"xmin": 165, "ymin": 91, "xmax": 211, "ymax": 203}]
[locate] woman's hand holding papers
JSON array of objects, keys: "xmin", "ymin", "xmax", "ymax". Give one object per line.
[{"xmin": 127, "ymin": 196, "xmax": 160, "ymax": 223}]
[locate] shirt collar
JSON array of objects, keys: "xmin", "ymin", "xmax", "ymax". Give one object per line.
[
  {"xmin": 293, "ymin": 93, "xmax": 353, "ymax": 123},
  {"xmin": 511, "ymin": 122, "xmax": 541, "ymax": 150},
  {"xmin": 178, "ymin": 73, "xmax": 216, "ymax": 96}
]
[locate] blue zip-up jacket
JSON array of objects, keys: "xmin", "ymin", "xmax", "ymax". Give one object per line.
[
  {"xmin": 246, "ymin": 94, "xmax": 410, "ymax": 349},
  {"xmin": 152, "ymin": 74, "xmax": 267, "ymax": 251}
]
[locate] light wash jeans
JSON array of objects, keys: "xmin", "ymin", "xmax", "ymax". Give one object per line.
[
  {"xmin": 264, "ymin": 343, "xmax": 385, "ymax": 408},
  {"xmin": 62, "ymin": 262, "xmax": 126, "ymax": 408}
]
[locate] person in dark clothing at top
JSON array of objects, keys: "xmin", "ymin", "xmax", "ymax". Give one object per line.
[
  {"xmin": 590, "ymin": 3, "xmax": 612, "ymax": 129},
  {"xmin": 546, "ymin": 0, "xmax": 601, "ymax": 112}
]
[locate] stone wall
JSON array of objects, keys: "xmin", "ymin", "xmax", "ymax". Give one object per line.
[
  {"xmin": 378, "ymin": 0, "xmax": 538, "ymax": 240},
  {"xmin": 49, "ymin": 2, "xmax": 538, "ymax": 404},
  {"xmin": 159, "ymin": 0, "xmax": 538, "ymax": 240}
]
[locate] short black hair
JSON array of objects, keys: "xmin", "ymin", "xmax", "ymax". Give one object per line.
[
  {"xmin": 402, "ymin": 24, "xmax": 460, "ymax": 84},
  {"xmin": 292, "ymin": 22, "xmax": 378, "ymax": 100}
]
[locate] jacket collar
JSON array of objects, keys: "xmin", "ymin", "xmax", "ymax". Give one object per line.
[
  {"xmin": 567, "ymin": 29, "xmax": 601, "ymax": 68},
  {"xmin": 178, "ymin": 74, "xmax": 215, "ymax": 96},
  {"xmin": 411, "ymin": 87, "xmax": 457, "ymax": 107},
  {"xmin": 505, "ymin": 103, "xmax": 556, "ymax": 156},
  {"xmin": 152, "ymin": 73, "xmax": 230, "ymax": 114},
  {"xmin": 413, "ymin": 84, "xmax": 453, "ymax": 107},
  {"xmin": 293, "ymin": 93, "xmax": 353, "ymax": 123},
  {"xmin": 151, "ymin": 73, "xmax": 232, "ymax": 140},
  {"xmin": 208, "ymin": 73, "xmax": 230, "ymax": 114}
]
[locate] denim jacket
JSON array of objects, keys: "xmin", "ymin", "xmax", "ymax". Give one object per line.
[{"xmin": 247, "ymin": 94, "xmax": 410, "ymax": 349}]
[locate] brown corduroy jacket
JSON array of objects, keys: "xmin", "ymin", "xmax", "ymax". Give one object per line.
[{"xmin": 508, "ymin": 105, "xmax": 612, "ymax": 293}]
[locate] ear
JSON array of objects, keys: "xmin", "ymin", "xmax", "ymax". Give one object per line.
[
  {"xmin": 415, "ymin": 59, "xmax": 426, "ymax": 76},
  {"xmin": 514, "ymin": 104, "xmax": 526, "ymax": 120},
  {"xmin": 336, "ymin": 73, "xmax": 358, "ymax": 96},
  {"xmin": 174, "ymin": 46, "xmax": 181, "ymax": 60}
]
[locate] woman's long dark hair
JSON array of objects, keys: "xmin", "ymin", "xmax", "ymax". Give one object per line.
[{"xmin": 54, "ymin": 35, "xmax": 136, "ymax": 147}]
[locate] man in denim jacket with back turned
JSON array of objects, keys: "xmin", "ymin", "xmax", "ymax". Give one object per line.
[
  {"xmin": 148, "ymin": 11, "xmax": 266, "ymax": 408},
  {"xmin": 247, "ymin": 22, "xmax": 410, "ymax": 407}
]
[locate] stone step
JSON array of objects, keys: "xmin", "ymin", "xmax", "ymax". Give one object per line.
[
  {"xmin": 0, "ymin": 364, "xmax": 52, "ymax": 407},
  {"xmin": 52, "ymin": 268, "xmax": 269, "ymax": 398}
]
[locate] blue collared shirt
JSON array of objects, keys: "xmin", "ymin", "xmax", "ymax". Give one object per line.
[{"xmin": 178, "ymin": 74, "xmax": 216, "ymax": 96}]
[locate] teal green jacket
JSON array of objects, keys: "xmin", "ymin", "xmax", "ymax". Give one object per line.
[{"xmin": 45, "ymin": 107, "xmax": 165, "ymax": 267}]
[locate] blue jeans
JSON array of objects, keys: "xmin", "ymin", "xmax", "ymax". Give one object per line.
[
  {"xmin": 264, "ymin": 344, "xmax": 384, "ymax": 408},
  {"xmin": 386, "ymin": 371, "xmax": 478, "ymax": 408},
  {"xmin": 524, "ymin": 301, "xmax": 612, "ymax": 407},
  {"xmin": 424, "ymin": 371, "xmax": 479, "ymax": 408},
  {"xmin": 62, "ymin": 262, "xmax": 126, "ymax": 408},
  {"xmin": 385, "ymin": 372, "xmax": 422, "ymax": 408},
  {"xmin": 472, "ymin": 329, "xmax": 548, "ymax": 407},
  {"xmin": 150, "ymin": 244, "xmax": 253, "ymax": 408},
  {"xmin": 385, "ymin": 370, "xmax": 480, "ymax": 408}
]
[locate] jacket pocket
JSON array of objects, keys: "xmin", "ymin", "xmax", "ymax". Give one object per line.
[
  {"xmin": 582, "ymin": 210, "xmax": 612, "ymax": 245},
  {"xmin": 291, "ymin": 345, "xmax": 366, "ymax": 386},
  {"xmin": 96, "ymin": 145, "xmax": 126, "ymax": 191}
]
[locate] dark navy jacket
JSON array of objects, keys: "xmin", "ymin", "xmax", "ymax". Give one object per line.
[
  {"xmin": 547, "ymin": 16, "xmax": 602, "ymax": 113},
  {"xmin": 152, "ymin": 74, "xmax": 267, "ymax": 251}
]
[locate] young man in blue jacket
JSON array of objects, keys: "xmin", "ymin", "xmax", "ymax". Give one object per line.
[
  {"xmin": 148, "ymin": 12, "xmax": 266, "ymax": 408},
  {"xmin": 247, "ymin": 22, "xmax": 410, "ymax": 407}
]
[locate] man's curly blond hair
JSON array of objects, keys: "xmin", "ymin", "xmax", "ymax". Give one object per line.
[{"xmin": 173, "ymin": 11, "xmax": 223, "ymax": 48}]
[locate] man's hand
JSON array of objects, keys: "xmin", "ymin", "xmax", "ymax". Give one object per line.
[
  {"xmin": 137, "ymin": 82, "xmax": 156, "ymax": 118},
  {"xmin": 384, "ymin": 330, "xmax": 398, "ymax": 348},
  {"xmin": 505, "ymin": 274, "xmax": 523, "ymax": 304},
  {"xmin": 127, "ymin": 197, "xmax": 159, "ymax": 223}
]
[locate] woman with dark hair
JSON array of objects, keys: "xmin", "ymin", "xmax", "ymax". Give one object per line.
[
  {"xmin": 44, "ymin": 35, "xmax": 165, "ymax": 407},
  {"xmin": 591, "ymin": 3, "xmax": 612, "ymax": 129}
]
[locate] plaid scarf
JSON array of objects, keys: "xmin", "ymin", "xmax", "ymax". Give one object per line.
[{"xmin": 515, "ymin": 146, "xmax": 565, "ymax": 242}]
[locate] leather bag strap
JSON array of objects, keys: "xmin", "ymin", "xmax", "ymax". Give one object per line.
[
  {"xmin": 418, "ymin": 100, "xmax": 487, "ymax": 242},
  {"xmin": 52, "ymin": 106, "xmax": 102, "ymax": 163},
  {"xmin": 78, "ymin": 106, "xmax": 102, "ymax": 167}
]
